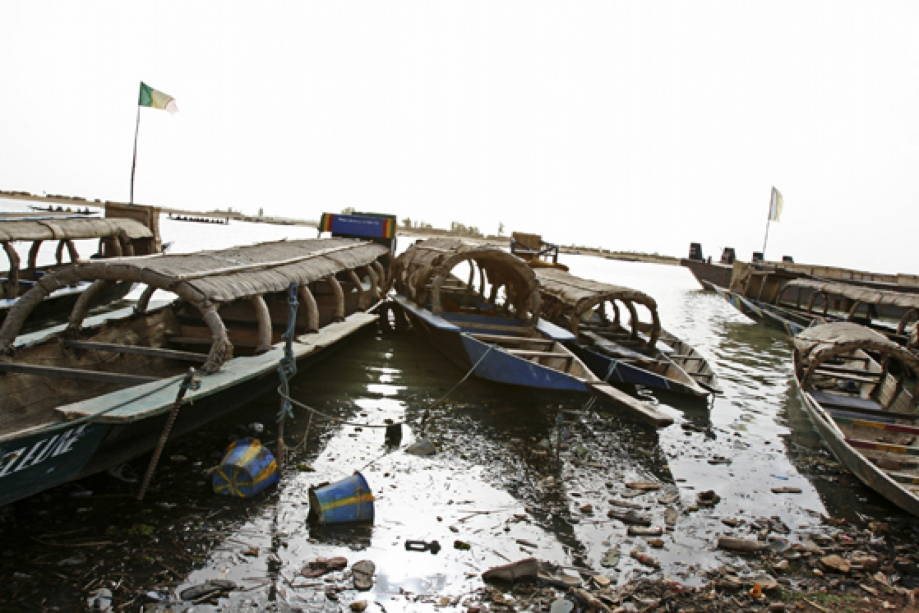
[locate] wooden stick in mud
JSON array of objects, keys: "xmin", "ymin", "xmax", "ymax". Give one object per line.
[{"xmin": 137, "ymin": 368, "xmax": 198, "ymax": 501}]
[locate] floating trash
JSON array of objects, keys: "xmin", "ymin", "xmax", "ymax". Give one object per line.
[
  {"xmin": 212, "ymin": 438, "xmax": 279, "ymax": 498},
  {"xmin": 308, "ymin": 471, "xmax": 375, "ymax": 524}
]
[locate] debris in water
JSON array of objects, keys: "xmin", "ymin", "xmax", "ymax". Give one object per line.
[{"xmin": 352, "ymin": 560, "xmax": 376, "ymax": 591}]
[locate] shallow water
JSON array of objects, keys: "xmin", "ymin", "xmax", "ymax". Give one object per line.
[{"xmin": 0, "ymin": 199, "xmax": 913, "ymax": 611}]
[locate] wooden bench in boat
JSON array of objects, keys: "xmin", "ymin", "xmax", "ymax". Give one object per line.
[
  {"xmin": 815, "ymin": 364, "xmax": 883, "ymax": 377},
  {"xmin": 581, "ymin": 330, "xmax": 665, "ymax": 365},
  {"xmin": 507, "ymin": 349, "xmax": 573, "ymax": 362},
  {"xmin": 808, "ymin": 391, "xmax": 900, "ymax": 416},
  {"xmin": 0, "ymin": 362, "xmax": 159, "ymax": 385},
  {"xmin": 63, "ymin": 340, "xmax": 208, "ymax": 363},
  {"xmin": 813, "ymin": 370, "xmax": 882, "ymax": 384},
  {"xmin": 886, "ymin": 471, "xmax": 919, "ymax": 485},
  {"xmin": 669, "ymin": 354, "xmax": 704, "ymax": 361},
  {"xmin": 832, "ymin": 414, "xmax": 919, "ymax": 435},
  {"xmin": 468, "ymin": 332, "xmax": 554, "ymax": 346},
  {"xmin": 847, "ymin": 437, "xmax": 919, "ymax": 457}
]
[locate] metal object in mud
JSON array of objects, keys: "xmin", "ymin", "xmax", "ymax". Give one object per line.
[
  {"xmin": 308, "ymin": 471, "xmax": 375, "ymax": 524},
  {"xmin": 212, "ymin": 438, "xmax": 280, "ymax": 497},
  {"xmin": 405, "ymin": 539, "xmax": 441, "ymax": 554}
]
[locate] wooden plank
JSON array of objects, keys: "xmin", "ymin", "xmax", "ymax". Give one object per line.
[
  {"xmin": 168, "ymin": 336, "xmax": 263, "ymax": 349},
  {"xmin": 813, "ymin": 370, "xmax": 882, "ymax": 384},
  {"xmin": 589, "ymin": 383, "xmax": 674, "ymax": 427},
  {"xmin": 454, "ymin": 321, "xmax": 534, "ymax": 334},
  {"xmin": 468, "ymin": 332, "xmax": 553, "ymax": 346},
  {"xmin": 0, "ymin": 362, "xmax": 160, "ymax": 385},
  {"xmin": 58, "ymin": 312, "xmax": 379, "ymax": 422},
  {"xmin": 815, "ymin": 364, "xmax": 883, "ymax": 377},
  {"xmin": 886, "ymin": 471, "xmax": 919, "ymax": 485},
  {"xmin": 63, "ymin": 340, "xmax": 208, "ymax": 363},
  {"xmin": 669, "ymin": 355, "xmax": 705, "ymax": 361},
  {"xmin": 846, "ymin": 437, "xmax": 919, "ymax": 457},
  {"xmin": 832, "ymin": 415, "xmax": 919, "ymax": 435},
  {"xmin": 507, "ymin": 350, "xmax": 572, "ymax": 360}
]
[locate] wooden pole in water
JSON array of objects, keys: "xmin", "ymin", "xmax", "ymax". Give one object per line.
[{"xmin": 137, "ymin": 368, "xmax": 198, "ymax": 500}]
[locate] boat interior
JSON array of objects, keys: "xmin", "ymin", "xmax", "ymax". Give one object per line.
[
  {"xmin": 796, "ymin": 326, "xmax": 919, "ymax": 491},
  {"xmin": 0, "ymin": 240, "xmax": 388, "ymax": 440}
]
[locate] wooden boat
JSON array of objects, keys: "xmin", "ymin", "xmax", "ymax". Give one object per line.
[
  {"xmin": 390, "ymin": 238, "xmax": 672, "ymax": 427},
  {"xmin": 713, "ymin": 263, "xmax": 919, "ymax": 348},
  {"xmin": 0, "ymin": 235, "xmax": 392, "ymax": 507},
  {"xmin": 680, "ymin": 243, "xmax": 736, "ymax": 290},
  {"xmin": 793, "ymin": 322, "xmax": 919, "ymax": 516},
  {"xmin": 534, "ymin": 267, "xmax": 719, "ymax": 398},
  {"xmin": 510, "ymin": 232, "xmax": 569, "ymax": 271},
  {"xmin": 0, "ymin": 203, "xmax": 162, "ymax": 332},
  {"xmin": 705, "ymin": 280, "xmax": 813, "ymax": 337}
]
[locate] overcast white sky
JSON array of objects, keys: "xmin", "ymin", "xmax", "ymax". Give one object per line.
[{"xmin": 2, "ymin": 2, "xmax": 918, "ymax": 273}]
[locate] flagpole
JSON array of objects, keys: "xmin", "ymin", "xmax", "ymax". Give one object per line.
[
  {"xmin": 762, "ymin": 219, "xmax": 771, "ymax": 261},
  {"xmin": 130, "ymin": 103, "xmax": 141, "ymax": 206}
]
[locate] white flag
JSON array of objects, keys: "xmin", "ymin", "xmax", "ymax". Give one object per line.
[{"xmin": 768, "ymin": 187, "xmax": 784, "ymax": 222}]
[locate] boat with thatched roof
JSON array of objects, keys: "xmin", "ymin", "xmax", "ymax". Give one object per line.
[
  {"xmin": 793, "ymin": 322, "xmax": 919, "ymax": 516},
  {"xmin": 389, "ymin": 238, "xmax": 673, "ymax": 427},
  {"xmin": 713, "ymin": 264, "xmax": 919, "ymax": 349},
  {"xmin": 0, "ymin": 235, "xmax": 392, "ymax": 507},
  {"xmin": 533, "ymin": 267, "xmax": 719, "ymax": 398},
  {"xmin": 0, "ymin": 203, "xmax": 163, "ymax": 332}
]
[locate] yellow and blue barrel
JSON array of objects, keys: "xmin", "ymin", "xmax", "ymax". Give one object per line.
[
  {"xmin": 212, "ymin": 438, "xmax": 280, "ymax": 498},
  {"xmin": 308, "ymin": 472, "xmax": 375, "ymax": 524}
]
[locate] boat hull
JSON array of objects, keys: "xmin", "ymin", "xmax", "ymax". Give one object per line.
[
  {"xmin": 681, "ymin": 259, "xmax": 732, "ymax": 291},
  {"xmin": 571, "ymin": 343, "xmax": 706, "ymax": 397},
  {"xmin": 709, "ymin": 282, "xmax": 807, "ymax": 336},
  {"xmin": 0, "ymin": 314, "xmax": 377, "ymax": 507},
  {"xmin": 394, "ymin": 298, "xmax": 590, "ymax": 392}
]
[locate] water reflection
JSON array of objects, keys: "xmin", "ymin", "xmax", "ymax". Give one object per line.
[{"xmin": 4, "ymin": 244, "xmax": 919, "ymax": 610}]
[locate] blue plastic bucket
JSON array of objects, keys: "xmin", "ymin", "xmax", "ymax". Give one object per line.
[
  {"xmin": 309, "ymin": 472, "xmax": 375, "ymax": 524},
  {"xmin": 212, "ymin": 438, "xmax": 279, "ymax": 498}
]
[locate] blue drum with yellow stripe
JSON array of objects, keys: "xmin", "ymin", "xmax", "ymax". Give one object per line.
[
  {"xmin": 212, "ymin": 438, "xmax": 279, "ymax": 498},
  {"xmin": 308, "ymin": 472, "xmax": 375, "ymax": 524}
]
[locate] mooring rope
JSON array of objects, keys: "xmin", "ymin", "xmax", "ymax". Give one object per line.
[
  {"xmin": 274, "ymin": 341, "xmax": 497, "ymax": 430},
  {"xmin": 276, "ymin": 283, "xmax": 299, "ymax": 423}
]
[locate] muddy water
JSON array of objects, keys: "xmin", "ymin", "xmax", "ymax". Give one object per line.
[{"xmin": 0, "ymin": 216, "xmax": 914, "ymax": 609}]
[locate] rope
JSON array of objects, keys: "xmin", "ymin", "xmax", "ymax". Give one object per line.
[
  {"xmin": 583, "ymin": 358, "xmax": 619, "ymax": 412},
  {"xmin": 274, "ymin": 341, "xmax": 498, "ymax": 430},
  {"xmin": 276, "ymin": 283, "xmax": 299, "ymax": 422}
]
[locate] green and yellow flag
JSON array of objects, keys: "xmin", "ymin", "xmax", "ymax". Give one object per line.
[{"xmin": 138, "ymin": 82, "xmax": 178, "ymax": 114}]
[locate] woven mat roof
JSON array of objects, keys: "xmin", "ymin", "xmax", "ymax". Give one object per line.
[
  {"xmin": 0, "ymin": 218, "xmax": 153, "ymax": 242},
  {"xmin": 794, "ymin": 322, "xmax": 919, "ymax": 374},
  {"xmin": 534, "ymin": 267, "xmax": 658, "ymax": 315},
  {"xmin": 16, "ymin": 238, "xmax": 388, "ymax": 309},
  {"xmin": 782, "ymin": 279, "xmax": 919, "ymax": 311},
  {"xmin": 394, "ymin": 238, "xmax": 538, "ymax": 317}
]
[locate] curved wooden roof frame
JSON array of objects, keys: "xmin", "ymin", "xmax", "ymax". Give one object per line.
[
  {"xmin": 533, "ymin": 267, "xmax": 661, "ymax": 347},
  {"xmin": 393, "ymin": 238, "xmax": 540, "ymax": 323},
  {"xmin": 794, "ymin": 322, "xmax": 919, "ymax": 399}
]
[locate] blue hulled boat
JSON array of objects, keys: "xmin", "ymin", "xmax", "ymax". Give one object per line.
[
  {"xmin": 390, "ymin": 238, "xmax": 672, "ymax": 426},
  {"xmin": 534, "ymin": 267, "xmax": 720, "ymax": 398}
]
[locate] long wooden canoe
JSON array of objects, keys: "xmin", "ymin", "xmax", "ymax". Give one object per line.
[
  {"xmin": 535, "ymin": 267, "xmax": 719, "ymax": 397},
  {"xmin": 793, "ymin": 322, "xmax": 919, "ymax": 516},
  {"xmin": 0, "ymin": 236, "xmax": 392, "ymax": 507},
  {"xmin": 390, "ymin": 238, "xmax": 673, "ymax": 427}
]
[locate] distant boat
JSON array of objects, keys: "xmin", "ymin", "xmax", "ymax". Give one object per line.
[
  {"xmin": 533, "ymin": 267, "xmax": 719, "ymax": 398},
  {"xmin": 793, "ymin": 322, "xmax": 919, "ymax": 516},
  {"xmin": 509, "ymin": 231, "xmax": 569, "ymax": 271},
  {"xmin": 0, "ymin": 203, "xmax": 163, "ymax": 332},
  {"xmin": 710, "ymin": 264, "xmax": 919, "ymax": 349},
  {"xmin": 0, "ymin": 234, "xmax": 393, "ymax": 507},
  {"xmin": 389, "ymin": 238, "xmax": 672, "ymax": 427}
]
